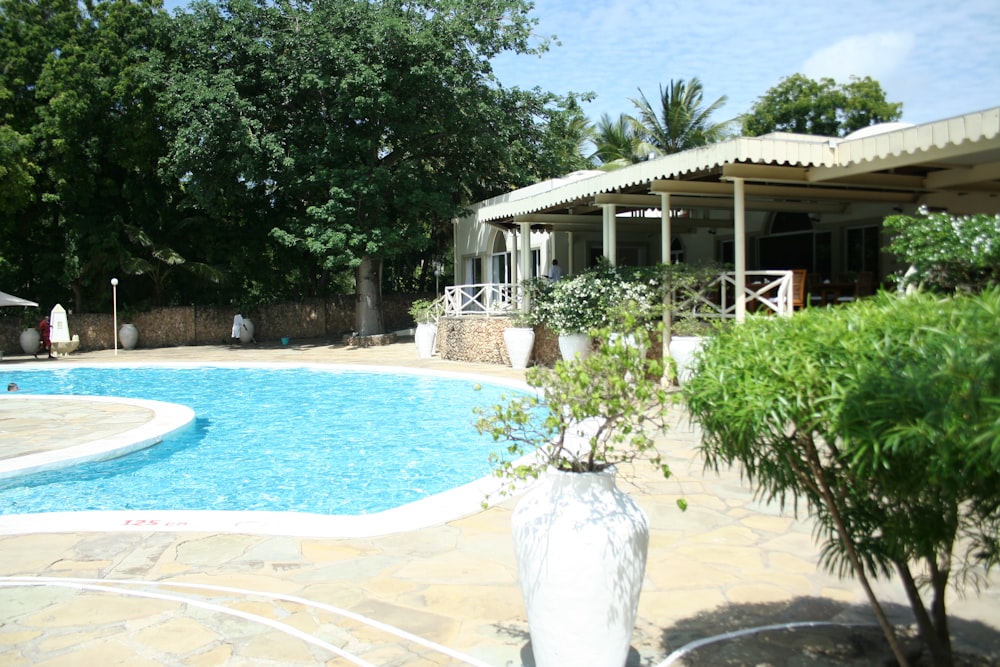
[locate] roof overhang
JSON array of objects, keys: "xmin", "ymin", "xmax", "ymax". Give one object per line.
[{"xmin": 470, "ymin": 107, "xmax": 1000, "ymax": 229}]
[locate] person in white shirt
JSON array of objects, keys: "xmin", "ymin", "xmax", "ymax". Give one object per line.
[
  {"xmin": 231, "ymin": 312, "xmax": 245, "ymax": 345},
  {"xmin": 548, "ymin": 259, "xmax": 562, "ymax": 282}
]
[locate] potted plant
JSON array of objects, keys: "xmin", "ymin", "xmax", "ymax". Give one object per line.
[
  {"xmin": 532, "ymin": 260, "xmax": 632, "ymax": 361},
  {"xmin": 476, "ymin": 316, "xmax": 685, "ymax": 667},
  {"xmin": 502, "ymin": 309, "xmax": 536, "ymax": 370},
  {"xmin": 659, "ymin": 262, "xmax": 724, "ymax": 384},
  {"xmin": 409, "ymin": 297, "xmax": 443, "ymax": 359}
]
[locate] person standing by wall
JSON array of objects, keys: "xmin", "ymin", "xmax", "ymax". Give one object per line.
[
  {"xmin": 231, "ymin": 312, "xmax": 246, "ymax": 346},
  {"xmin": 38, "ymin": 315, "xmax": 53, "ymax": 359}
]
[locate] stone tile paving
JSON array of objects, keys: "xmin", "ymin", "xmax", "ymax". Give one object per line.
[{"xmin": 0, "ymin": 340, "xmax": 997, "ymax": 666}]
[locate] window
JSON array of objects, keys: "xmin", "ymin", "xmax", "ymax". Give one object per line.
[
  {"xmin": 491, "ymin": 252, "xmax": 510, "ymax": 283},
  {"xmin": 670, "ymin": 237, "xmax": 684, "ymax": 263},
  {"xmin": 845, "ymin": 225, "xmax": 880, "ymax": 276}
]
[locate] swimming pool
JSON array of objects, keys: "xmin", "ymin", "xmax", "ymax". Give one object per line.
[{"xmin": 0, "ymin": 365, "xmax": 523, "ymax": 517}]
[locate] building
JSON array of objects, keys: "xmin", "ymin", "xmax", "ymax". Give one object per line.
[{"xmin": 453, "ymin": 107, "xmax": 1000, "ymax": 320}]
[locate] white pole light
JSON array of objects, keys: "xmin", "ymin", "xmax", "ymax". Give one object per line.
[{"xmin": 111, "ymin": 278, "xmax": 119, "ymax": 355}]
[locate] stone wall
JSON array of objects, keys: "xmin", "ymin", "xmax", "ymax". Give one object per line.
[
  {"xmin": 436, "ymin": 316, "xmax": 563, "ymax": 368},
  {"xmin": 0, "ymin": 293, "xmax": 422, "ymax": 355},
  {"xmin": 3, "ymin": 299, "xmax": 662, "ymax": 369}
]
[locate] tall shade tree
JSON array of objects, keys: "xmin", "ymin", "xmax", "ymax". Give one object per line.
[
  {"xmin": 0, "ymin": 0, "xmax": 210, "ymax": 311},
  {"xmin": 0, "ymin": 0, "xmax": 81, "ymax": 297},
  {"xmin": 161, "ymin": 0, "xmax": 579, "ymax": 335},
  {"xmin": 742, "ymin": 73, "xmax": 902, "ymax": 137},
  {"xmin": 628, "ymin": 78, "xmax": 731, "ymax": 156}
]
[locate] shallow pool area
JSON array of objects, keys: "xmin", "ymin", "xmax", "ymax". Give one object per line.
[{"xmin": 0, "ymin": 364, "xmax": 523, "ymax": 518}]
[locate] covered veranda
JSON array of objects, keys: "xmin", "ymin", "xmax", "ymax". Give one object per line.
[{"xmin": 452, "ymin": 108, "xmax": 1000, "ymax": 322}]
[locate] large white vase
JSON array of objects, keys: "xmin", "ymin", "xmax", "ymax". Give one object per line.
[
  {"xmin": 511, "ymin": 467, "xmax": 649, "ymax": 667},
  {"xmin": 414, "ymin": 322, "xmax": 437, "ymax": 358},
  {"xmin": 667, "ymin": 335, "xmax": 704, "ymax": 385},
  {"xmin": 503, "ymin": 327, "xmax": 535, "ymax": 369},
  {"xmin": 239, "ymin": 318, "xmax": 255, "ymax": 344},
  {"xmin": 20, "ymin": 328, "xmax": 41, "ymax": 355},
  {"xmin": 557, "ymin": 333, "xmax": 592, "ymax": 361},
  {"xmin": 119, "ymin": 323, "xmax": 139, "ymax": 350}
]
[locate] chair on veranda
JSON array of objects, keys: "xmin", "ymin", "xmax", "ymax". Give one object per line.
[
  {"xmin": 837, "ymin": 271, "xmax": 875, "ymax": 303},
  {"xmin": 791, "ymin": 269, "xmax": 808, "ymax": 311}
]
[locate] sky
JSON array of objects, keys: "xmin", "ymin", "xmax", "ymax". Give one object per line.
[{"xmin": 490, "ymin": 0, "xmax": 1000, "ymax": 127}]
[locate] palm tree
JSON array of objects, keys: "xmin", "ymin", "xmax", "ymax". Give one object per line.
[
  {"xmin": 628, "ymin": 78, "xmax": 731, "ymax": 156},
  {"xmin": 590, "ymin": 113, "xmax": 656, "ymax": 170}
]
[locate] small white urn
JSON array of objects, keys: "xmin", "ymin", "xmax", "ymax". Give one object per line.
[
  {"xmin": 667, "ymin": 335, "xmax": 704, "ymax": 385},
  {"xmin": 414, "ymin": 322, "xmax": 437, "ymax": 358},
  {"xmin": 557, "ymin": 333, "xmax": 592, "ymax": 361},
  {"xmin": 503, "ymin": 327, "xmax": 535, "ymax": 369},
  {"xmin": 119, "ymin": 323, "xmax": 139, "ymax": 350}
]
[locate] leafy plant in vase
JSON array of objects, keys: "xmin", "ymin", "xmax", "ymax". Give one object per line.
[
  {"xmin": 408, "ymin": 298, "xmax": 443, "ymax": 359},
  {"xmin": 502, "ymin": 308, "xmax": 536, "ymax": 370},
  {"xmin": 476, "ymin": 315, "xmax": 685, "ymax": 667}
]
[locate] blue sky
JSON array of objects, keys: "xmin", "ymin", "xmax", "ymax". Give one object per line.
[
  {"xmin": 490, "ymin": 0, "xmax": 1000, "ymax": 127},
  {"xmin": 160, "ymin": 0, "xmax": 999, "ymax": 127}
]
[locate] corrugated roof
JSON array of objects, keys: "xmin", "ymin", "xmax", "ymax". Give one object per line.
[{"xmin": 472, "ymin": 107, "xmax": 1000, "ymax": 223}]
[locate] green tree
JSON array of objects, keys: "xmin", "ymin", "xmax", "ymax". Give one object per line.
[
  {"xmin": 628, "ymin": 78, "xmax": 731, "ymax": 156},
  {"xmin": 0, "ymin": 0, "xmax": 212, "ymax": 311},
  {"xmin": 0, "ymin": 0, "xmax": 80, "ymax": 297},
  {"xmin": 161, "ymin": 0, "xmax": 578, "ymax": 334},
  {"xmin": 884, "ymin": 209, "xmax": 1000, "ymax": 293},
  {"xmin": 742, "ymin": 73, "xmax": 902, "ymax": 137},
  {"xmin": 683, "ymin": 291, "xmax": 1000, "ymax": 666}
]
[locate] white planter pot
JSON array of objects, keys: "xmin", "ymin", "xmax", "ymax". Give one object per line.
[
  {"xmin": 512, "ymin": 467, "xmax": 649, "ymax": 667},
  {"xmin": 239, "ymin": 318, "xmax": 255, "ymax": 344},
  {"xmin": 19, "ymin": 328, "xmax": 41, "ymax": 355},
  {"xmin": 414, "ymin": 322, "xmax": 437, "ymax": 358},
  {"xmin": 557, "ymin": 333, "xmax": 592, "ymax": 361},
  {"xmin": 668, "ymin": 335, "xmax": 704, "ymax": 385},
  {"xmin": 119, "ymin": 323, "xmax": 139, "ymax": 350},
  {"xmin": 503, "ymin": 327, "xmax": 535, "ymax": 369}
]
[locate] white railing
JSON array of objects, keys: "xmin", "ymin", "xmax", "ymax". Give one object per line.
[
  {"xmin": 442, "ymin": 270, "xmax": 793, "ymax": 319},
  {"xmin": 443, "ymin": 283, "xmax": 524, "ymax": 316},
  {"xmin": 721, "ymin": 270, "xmax": 794, "ymax": 318}
]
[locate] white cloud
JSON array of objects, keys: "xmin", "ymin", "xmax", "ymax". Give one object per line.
[{"xmin": 802, "ymin": 32, "xmax": 915, "ymax": 82}]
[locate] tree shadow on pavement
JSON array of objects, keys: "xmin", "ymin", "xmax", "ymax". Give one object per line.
[{"xmin": 658, "ymin": 596, "xmax": 1000, "ymax": 666}]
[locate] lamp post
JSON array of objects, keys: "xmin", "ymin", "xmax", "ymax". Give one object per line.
[{"xmin": 110, "ymin": 278, "xmax": 119, "ymax": 355}]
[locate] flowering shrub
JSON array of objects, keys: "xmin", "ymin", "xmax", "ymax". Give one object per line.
[
  {"xmin": 529, "ymin": 260, "xmax": 724, "ymax": 335},
  {"xmin": 530, "ymin": 261, "xmax": 660, "ymax": 334}
]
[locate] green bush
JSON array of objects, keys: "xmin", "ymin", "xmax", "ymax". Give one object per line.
[
  {"xmin": 884, "ymin": 209, "xmax": 1000, "ymax": 293},
  {"xmin": 682, "ymin": 290, "xmax": 1000, "ymax": 666}
]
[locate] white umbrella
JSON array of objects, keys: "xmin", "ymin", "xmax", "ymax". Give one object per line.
[{"xmin": 0, "ymin": 290, "xmax": 38, "ymax": 307}]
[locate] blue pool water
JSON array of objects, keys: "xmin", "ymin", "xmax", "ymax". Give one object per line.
[{"xmin": 0, "ymin": 366, "xmax": 519, "ymax": 516}]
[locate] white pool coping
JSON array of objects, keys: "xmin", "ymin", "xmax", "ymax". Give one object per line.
[
  {"xmin": 0, "ymin": 363, "xmax": 535, "ymax": 537},
  {"xmin": 0, "ymin": 395, "xmax": 196, "ymax": 480}
]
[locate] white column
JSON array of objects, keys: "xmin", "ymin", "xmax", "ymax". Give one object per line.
[
  {"xmin": 520, "ymin": 222, "xmax": 533, "ymax": 313},
  {"xmin": 734, "ymin": 177, "xmax": 747, "ymax": 323},
  {"xmin": 660, "ymin": 193, "xmax": 672, "ymax": 265},
  {"xmin": 519, "ymin": 221, "xmax": 532, "ymax": 283},
  {"xmin": 602, "ymin": 204, "xmax": 617, "ymax": 265},
  {"xmin": 509, "ymin": 229, "xmax": 519, "ymax": 284},
  {"xmin": 567, "ymin": 232, "xmax": 575, "ymax": 275},
  {"xmin": 660, "ymin": 193, "xmax": 673, "ymax": 364}
]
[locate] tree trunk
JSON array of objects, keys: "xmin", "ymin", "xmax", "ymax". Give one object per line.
[{"xmin": 355, "ymin": 255, "xmax": 384, "ymax": 336}]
